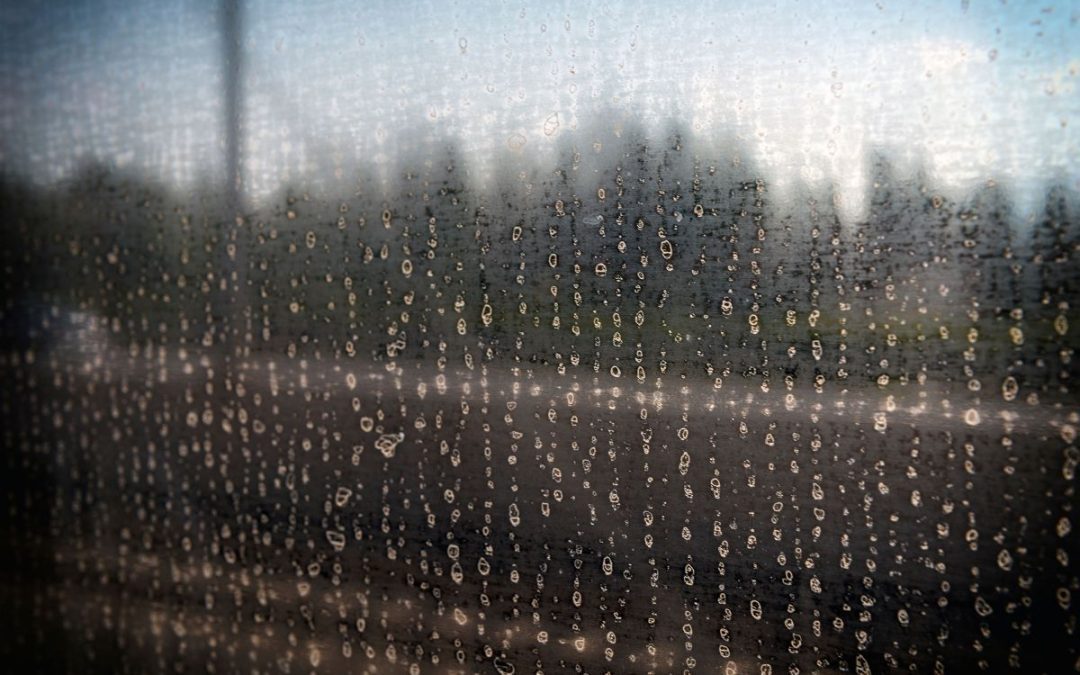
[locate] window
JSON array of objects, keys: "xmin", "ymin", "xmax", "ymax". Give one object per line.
[{"xmin": 1, "ymin": 2, "xmax": 1077, "ymax": 672}]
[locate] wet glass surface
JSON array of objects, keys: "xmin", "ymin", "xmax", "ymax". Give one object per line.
[{"xmin": 1, "ymin": 2, "xmax": 1078, "ymax": 673}]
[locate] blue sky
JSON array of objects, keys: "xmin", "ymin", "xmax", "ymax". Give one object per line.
[{"xmin": 1, "ymin": 0, "xmax": 1077, "ymax": 218}]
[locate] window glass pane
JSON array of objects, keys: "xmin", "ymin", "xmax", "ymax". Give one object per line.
[{"xmin": 2, "ymin": 2, "xmax": 1077, "ymax": 673}]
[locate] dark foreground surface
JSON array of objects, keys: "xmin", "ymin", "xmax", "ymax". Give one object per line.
[{"xmin": 2, "ymin": 336, "xmax": 1077, "ymax": 674}]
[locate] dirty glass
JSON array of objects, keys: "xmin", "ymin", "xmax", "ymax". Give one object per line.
[{"xmin": 1, "ymin": 1, "xmax": 1078, "ymax": 673}]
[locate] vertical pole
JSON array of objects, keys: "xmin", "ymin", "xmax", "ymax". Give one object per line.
[
  {"xmin": 219, "ymin": 0, "xmax": 246, "ymax": 351},
  {"xmin": 223, "ymin": 0, "xmax": 242, "ymax": 215},
  {"xmin": 216, "ymin": 0, "xmax": 245, "ymax": 426}
]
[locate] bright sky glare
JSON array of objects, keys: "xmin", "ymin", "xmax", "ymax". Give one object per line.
[{"xmin": 1, "ymin": 0, "xmax": 1077, "ymax": 219}]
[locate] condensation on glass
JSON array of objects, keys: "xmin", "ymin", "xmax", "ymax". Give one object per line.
[{"xmin": 1, "ymin": 2, "xmax": 1078, "ymax": 673}]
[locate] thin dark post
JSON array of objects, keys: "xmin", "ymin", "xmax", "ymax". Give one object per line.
[
  {"xmin": 216, "ymin": 0, "xmax": 245, "ymax": 410},
  {"xmin": 218, "ymin": 0, "xmax": 246, "ymax": 344},
  {"xmin": 223, "ymin": 0, "xmax": 242, "ymax": 212}
]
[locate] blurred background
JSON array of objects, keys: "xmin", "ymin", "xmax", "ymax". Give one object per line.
[{"xmin": 1, "ymin": 1, "xmax": 1078, "ymax": 673}]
